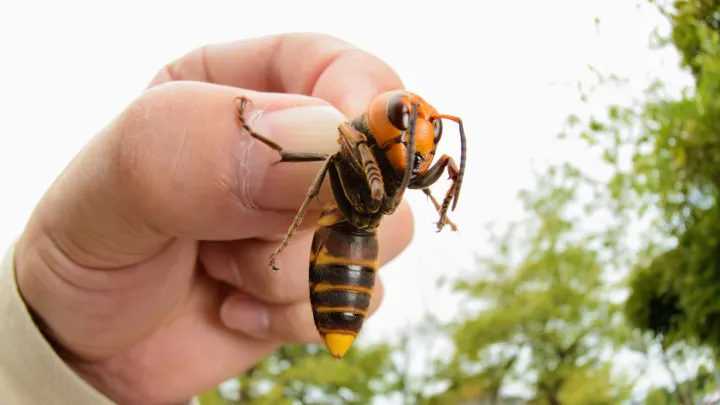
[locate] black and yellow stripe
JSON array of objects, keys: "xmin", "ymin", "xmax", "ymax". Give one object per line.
[{"xmin": 308, "ymin": 201, "xmax": 379, "ymax": 356}]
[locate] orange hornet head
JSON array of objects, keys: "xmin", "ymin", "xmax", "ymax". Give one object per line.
[{"xmin": 367, "ymin": 90, "xmax": 443, "ymax": 178}]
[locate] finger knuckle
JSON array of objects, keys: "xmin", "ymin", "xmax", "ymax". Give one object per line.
[
  {"xmin": 111, "ymin": 84, "xmax": 179, "ymax": 194},
  {"xmin": 110, "ymin": 82, "xmax": 204, "ymax": 217}
]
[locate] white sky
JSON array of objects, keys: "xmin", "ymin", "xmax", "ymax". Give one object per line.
[{"xmin": 0, "ymin": 0, "xmax": 698, "ymax": 401}]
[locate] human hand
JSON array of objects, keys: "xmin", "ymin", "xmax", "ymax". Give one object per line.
[{"xmin": 14, "ymin": 33, "xmax": 414, "ymax": 404}]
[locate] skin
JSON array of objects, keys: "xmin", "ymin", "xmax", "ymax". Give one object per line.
[{"xmin": 13, "ymin": 33, "xmax": 414, "ymax": 405}]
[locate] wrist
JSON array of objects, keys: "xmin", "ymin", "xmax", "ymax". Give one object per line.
[
  {"xmin": 14, "ymin": 244, "xmax": 142, "ymax": 405},
  {"xmin": 68, "ymin": 363, "xmax": 142, "ymax": 405},
  {"xmin": 21, "ymin": 287, "xmax": 140, "ymax": 404}
]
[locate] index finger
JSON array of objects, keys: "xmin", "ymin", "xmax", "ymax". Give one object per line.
[{"xmin": 147, "ymin": 33, "xmax": 404, "ymax": 118}]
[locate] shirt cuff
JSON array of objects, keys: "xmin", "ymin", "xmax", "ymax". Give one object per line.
[{"xmin": 0, "ymin": 243, "xmax": 202, "ymax": 405}]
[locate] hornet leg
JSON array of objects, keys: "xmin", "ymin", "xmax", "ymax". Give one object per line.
[
  {"xmin": 236, "ymin": 96, "xmax": 329, "ymax": 165},
  {"xmin": 421, "ymin": 188, "xmax": 458, "ymax": 231},
  {"xmin": 410, "ymin": 154, "xmax": 460, "ymax": 232},
  {"xmin": 267, "ymin": 156, "xmax": 334, "ymax": 270}
]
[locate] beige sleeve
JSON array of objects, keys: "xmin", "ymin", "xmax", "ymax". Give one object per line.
[{"xmin": 0, "ymin": 243, "xmax": 200, "ymax": 405}]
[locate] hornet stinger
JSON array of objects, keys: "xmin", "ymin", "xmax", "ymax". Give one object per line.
[{"xmin": 234, "ymin": 90, "xmax": 467, "ymax": 359}]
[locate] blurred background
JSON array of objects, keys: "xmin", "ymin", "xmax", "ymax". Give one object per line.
[{"xmin": 2, "ymin": 0, "xmax": 718, "ymax": 404}]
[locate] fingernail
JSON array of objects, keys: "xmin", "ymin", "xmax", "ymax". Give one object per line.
[
  {"xmin": 255, "ymin": 105, "xmax": 348, "ymax": 154},
  {"xmin": 235, "ymin": 104, "xmax": 347, "ymax": 211},
  {"xmin": 221, "ymin": 295, "xmax": 270, "ymax": 335}
]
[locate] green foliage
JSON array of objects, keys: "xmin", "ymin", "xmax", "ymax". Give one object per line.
[
  {"xmin": 566, "ymin": 0, "xmax": 720, "ymax": 353},
  {"xmin": 670, "ymin": 0, "xmax": 720, "ymax": 81},
  {"xmin": 624, "ymin": 249, "xmax": 685, "ymax": 340},
  {"xmin": 198, "ymin": 343, "xmax": 395, "ymax": 405},
  {"xmin": 625, "ymin": 208, "xmax": 720, "ymax": 347},
  {"xmin": 449, "ymin": 164, "xmax": 631, "ymax": 405},
  {"xmin": 644, "ymin": 387, "xmax": 670, "ymax": 405},
  {"xmin": 197, "ymin": 319, "xmax": 454, "ymax": 405},
  {"xmin": 554, "ymin": 364, "xmax": 626, "ymax": 405},
  {"xmin": 642, "ymin": 363, "xmax": 717, "ymax": 405}
]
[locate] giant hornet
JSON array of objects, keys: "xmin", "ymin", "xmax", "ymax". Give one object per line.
[{"xmin": 234, "ymin": 90, "xmax": 466, "ymax": 359}]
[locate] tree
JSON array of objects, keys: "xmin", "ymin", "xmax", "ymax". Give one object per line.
[
  {"xmin": 642, "ymin": 363, "xmax": 717, "ymax": 405},
  {"xmin": 566, "ymin": 0, "xmax": 720, "ymax": 353},
  {"xmin": 197, "ymin": 342, "xmax": 395, "ymax": 405},
  {"xmin": 197, "ymin": 317, "xmax": 455, "ymax": 405},
  {"xmin": 644, "ymin": 386, "xmax": 670, "ymax": 405},
  {"xmin": 447, "ymin": 164, "xmax": 632, "ymax": 405}
]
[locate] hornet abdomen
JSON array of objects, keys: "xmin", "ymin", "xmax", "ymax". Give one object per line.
[{"xmin": 309, "ymin": 201, "xmax": 379, "ymax": 359}]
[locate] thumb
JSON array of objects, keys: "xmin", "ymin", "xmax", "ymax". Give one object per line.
[{"xmin": 19, "ymin": 81, "xmax": 348, "ymax": 269}]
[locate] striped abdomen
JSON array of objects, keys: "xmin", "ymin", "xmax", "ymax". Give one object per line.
[{"xmin": 309, "ymin": 201, "xmax": 379, "ymax": 359}]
